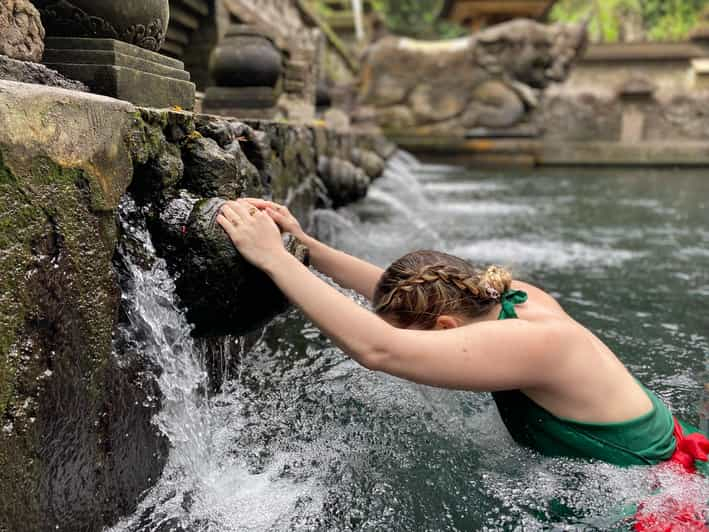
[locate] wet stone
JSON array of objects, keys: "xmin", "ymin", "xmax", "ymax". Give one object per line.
[
  {"xmin": 156, "ymin": 197, "xmax": 309, "ymax": 337},
  {"xmin": 350, "ymin": 148, "xmax": 385, "ymax": 180},
  {"xmin": 181, "ymin": 136, "xmax": 262, "ymax": 199},
  {"xmin": 317, "ymin": 156, "xmax": 370, "ymax": 208}
]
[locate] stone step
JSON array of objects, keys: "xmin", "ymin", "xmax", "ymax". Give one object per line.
[
  {"xmin": 166, "ymin": 26, "xmax": 191, "ymax": 46},
  {"xmin": 170, "ymin": 6, "xmax": 200, "ymax": 31},
  {"xmin": 162, "ymin": 40, "xmax": 185, "ymax": 58},
  {"xmin": 174, "ymin": 0, "xmax": 210, "ymax": 17}
]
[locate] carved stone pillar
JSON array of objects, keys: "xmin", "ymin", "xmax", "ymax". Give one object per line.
[
  {"xmin": 34, "ymin": 0, "xmax": 196, "ymax": 109},
  {"xmin": 202, "ymin": 24, "xmax": 284, "ymax": 119}
]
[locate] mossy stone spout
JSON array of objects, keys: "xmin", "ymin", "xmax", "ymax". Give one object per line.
[{"xmin": 160, "ymin": 197, "xmax": 307, "ymax": 337}]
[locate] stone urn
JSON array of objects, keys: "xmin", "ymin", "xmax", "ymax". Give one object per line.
[
  {"xmin": 33, "ymin": 0, "xmax": 169, "ymax": 51},
  {"xmin": 209, "ymin": 25, "xmax": 282, "ymax": 88}
]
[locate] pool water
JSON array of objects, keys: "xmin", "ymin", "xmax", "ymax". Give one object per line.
[{"xmin": 113, "ymin": 153, "xmax": 708, "ymax": 531}]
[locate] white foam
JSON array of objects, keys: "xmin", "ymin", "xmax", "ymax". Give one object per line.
[{"xmin": 452, "ymin": 238, "xmax": 643, "ymax": 269}]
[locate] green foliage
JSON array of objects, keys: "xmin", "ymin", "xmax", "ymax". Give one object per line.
[
  {"xmin": 643, "ymin": 0, "xmax": 707, "ymax": 41},
  {"xmin": 550, "ymin": 0, "xmax": 709, "ymax": 42},
  {"xmin": 371, "ymin": 0, "xmax": 466, "ymax": 39}
]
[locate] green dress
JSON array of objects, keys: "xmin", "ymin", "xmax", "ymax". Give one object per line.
[{"xmin": 492, "ymin": 289, "xmax": 707, "ymax": 473}]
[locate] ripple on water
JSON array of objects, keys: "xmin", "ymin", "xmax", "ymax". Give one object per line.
[
  {"xmin": 422, "ymin": 182, "xmax": 510, "ymax": 194},
  {"xmin": 451, "ymin": 238, "xmax": 643, "ymax": 270},
  {"xmin": 435, "ymin": 200, "xmax": 537, "ymax": 216}
]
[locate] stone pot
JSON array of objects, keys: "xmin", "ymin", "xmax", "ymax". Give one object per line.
[
  {"xmin": 33, "ymin": 0, "xmax": 169, "ymax": 51},
  {"xmin": 209, "ymin": 25, "xmax": 283, "ymax": 88}
]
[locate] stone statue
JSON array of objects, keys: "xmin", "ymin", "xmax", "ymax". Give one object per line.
[
  {"xmin": 359, "ymin": 18, "xmax": 588, "ymax": 135},
  {"xmin": 0, "ymin": 0, "xmax": 45, "ymax": 62}
]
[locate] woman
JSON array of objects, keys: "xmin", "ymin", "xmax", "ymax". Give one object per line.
[{"xmin": 216, "ymin": 199, "xmax": 708, "ymax": 475}]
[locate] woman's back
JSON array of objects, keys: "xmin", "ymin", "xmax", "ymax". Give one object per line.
[
  {"xmin": 508, "ymin": 280, "xmax": 656, "ymax": 424},
  {"xmin": 495, "ymin": 284, "xmax": 675, "ymax": 465}
]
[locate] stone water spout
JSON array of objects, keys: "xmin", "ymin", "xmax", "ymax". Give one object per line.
[{"xmin": 154, "ymin": 194, "xmax": 308, "ymax": 337}]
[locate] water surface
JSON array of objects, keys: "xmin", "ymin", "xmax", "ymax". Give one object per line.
[{"xmin": 113, "ymin": 154, "xmax": 708, "ymax": 531}]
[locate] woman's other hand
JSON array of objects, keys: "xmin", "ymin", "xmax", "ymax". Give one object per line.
[
  {"xmin": 240, "ymin": 198, "xmax": 306, "ymax": 241},
  {"xmin": 217, "ymin": 199, "xmax": 288, "ymax": 271}
]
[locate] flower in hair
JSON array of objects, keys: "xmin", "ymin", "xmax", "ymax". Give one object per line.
[{"xmin": 486, "ymin": 286, "xmax": 500, "ymax": 300}]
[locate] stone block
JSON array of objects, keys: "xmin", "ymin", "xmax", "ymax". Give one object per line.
[
  {"xmin": 42, "ymin": 37, "xmax": 195, "ymax": 109},
  {"xmin": 691, "ymin": 59, "xmax": 709, "ymax": 90},
  {"xmin": 202, "ymin": 86, "xmax": 280, "ymax": 119},
  {"xmin": 285, "ymin": 60, "xmax": 310, "ymax": 82}
]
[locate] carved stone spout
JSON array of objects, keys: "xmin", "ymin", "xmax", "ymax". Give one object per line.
[{"xmin": 155, "ymin": 195, "xmax": 308, "ymax": 337}]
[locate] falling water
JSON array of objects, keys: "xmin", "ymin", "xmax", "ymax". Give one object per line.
[{"xmin": 110, "ymin": 155, "xmax": 707, "ymax": 531}]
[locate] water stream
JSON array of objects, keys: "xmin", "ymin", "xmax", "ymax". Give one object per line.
[{"xmin": 111, "ymin": 154, "xmax": 708, "ymax": 531}]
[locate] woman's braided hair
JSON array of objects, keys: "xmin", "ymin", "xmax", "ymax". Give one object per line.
[{"xmin": 373, "ymin": 250, "xmax": 512, "ymax": 329}]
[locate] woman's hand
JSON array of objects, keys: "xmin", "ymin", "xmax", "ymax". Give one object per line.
[
  {"xmin": 216, "ymin": 199, "xmax": 289, "ymax": 271},
  {"xmin": 241, "ymin": 198, "xmax": 307, "ymax": 241}
]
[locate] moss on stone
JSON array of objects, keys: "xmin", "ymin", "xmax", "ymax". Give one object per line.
[{"xmin": 0, "ymin": 144, "xmax": 125, "ymax": 530}]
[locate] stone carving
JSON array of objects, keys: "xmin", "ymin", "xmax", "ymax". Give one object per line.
[
  {"xmin": 317, "ymin": 156, "xmax": 370, "ymax": 208},
  {"xmin": 359, "ymin": 19, "xmax": 587, "ymax": 135},
  {"xmin": 36, "ymin": 0, "xmax": 195, "ymax": 110},
  {"xmin": 0, "ymin": 0, "xmax": 45, "ymax": 62},
  {"xmin": 33, "ymin": 0, "xmax": 168, "ymax": 51}
]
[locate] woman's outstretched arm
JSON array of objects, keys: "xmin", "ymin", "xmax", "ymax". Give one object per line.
[
  {"xmin": 240, "ymin": 199, "xmax": 384, "ymax": 300},
  {"xmin": 217, "ymin": 200, "xmax": 560, "ymax": 392}
]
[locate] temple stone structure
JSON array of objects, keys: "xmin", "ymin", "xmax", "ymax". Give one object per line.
[
  {"xmin": 202, "ymin": 24, "xmax": 283, "ymax": 119},
  {"xmin": 34, "ymin": 0, "xmax": 196, "ymax": 109},
  {"xmin": 160, "ymin": 0, "xmax": 358, "ymax": 121},
  {"xmin": 359, "ymin": 18, "xmax": 588, "ymax": 137},
  {"xmin": 0, "ymin": 77, "xmax": 392, "ymax": 530}
]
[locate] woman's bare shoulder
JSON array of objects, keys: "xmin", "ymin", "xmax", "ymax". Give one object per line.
[{"xmin": 512, "ymin": 280, "xmax": 567, "ymax": 315}]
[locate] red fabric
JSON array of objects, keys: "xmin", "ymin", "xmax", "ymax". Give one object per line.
[{"xmin": 633, "ymin": 418, "xmax": 709, "ymax": 531}]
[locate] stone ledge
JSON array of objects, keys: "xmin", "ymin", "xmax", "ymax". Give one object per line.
[
  {"xmin": 581, "ymin": 42, "xmax": 709, "ymax": 63},
  {"xmin": 0, "ymin": 79, "xmax": 135, "ymax": 210},
  {"xmin": 388, "ymin": 133, "xmax": 709, "ymax": 167}
]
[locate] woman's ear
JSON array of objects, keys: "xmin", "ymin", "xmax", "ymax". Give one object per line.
[{"xmin": 434, "ymin": 315, "xmax": 462, "ymax": 330}]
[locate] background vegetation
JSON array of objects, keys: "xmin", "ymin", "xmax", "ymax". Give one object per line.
[
  {"xmin": 549, "ymin": 0, "xmax": 709, "ymax": 42},
  {"xmin": 313, "ymin": 0, "xmax": 709, "ymax": 42},
  {"xmin": 369, "ymin": 0, "xmax": 467, "ymax": 39}
]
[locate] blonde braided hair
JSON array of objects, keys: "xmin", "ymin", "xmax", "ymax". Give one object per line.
[{"xmin": 373, "ymin": 250, "xmax": 512, "ymax": 329}]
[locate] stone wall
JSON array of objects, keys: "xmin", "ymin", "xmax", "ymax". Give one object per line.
[
  {"xmin": 0, "ymin": 79, "xmax": 391, "ymax": 532},
  {"xmin": 559, "ymin": 41, "xmax": 709, "ymax": 94},
  {"xmin": 542, "ymin": 85, "xmax": 709, "ymax": 143}
]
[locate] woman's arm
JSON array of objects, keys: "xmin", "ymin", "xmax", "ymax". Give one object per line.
[
  {"xmin": 265, "ymin": 251, "xmax": 562, "ymax": 391},
  {"xmin": 240, "ymin": 199, "xmax": 384, "ymax": 300},
  {"xmin": 217, "ymin": 201, "xmax": 563, "ymax": 392},
  {"xmin": 299, "ymin": 234, "xmax": 384, "ymax": 300}
]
